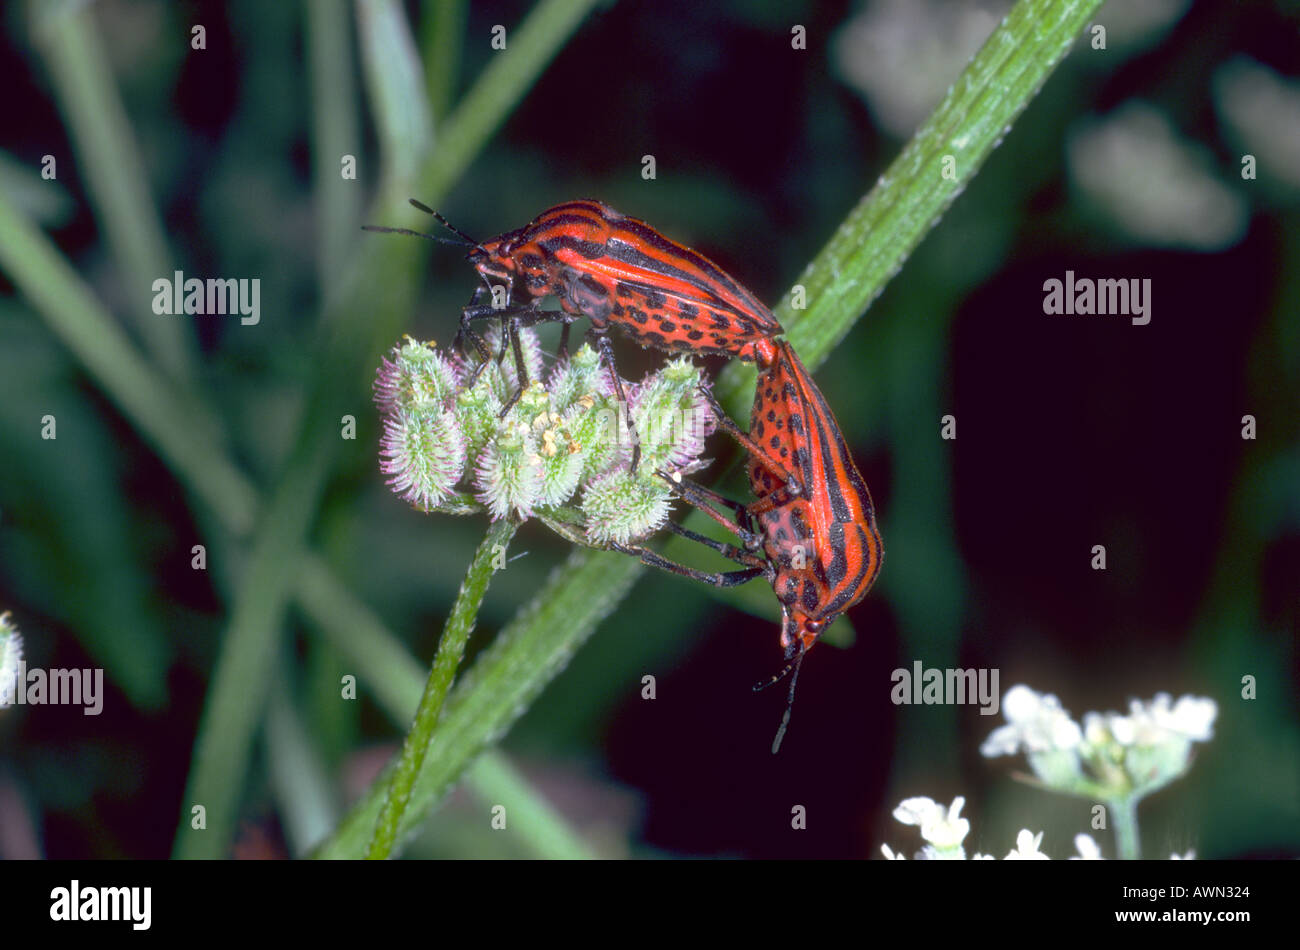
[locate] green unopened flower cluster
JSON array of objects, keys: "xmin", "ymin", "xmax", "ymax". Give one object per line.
[{"xmin": 374, "ymin": 328, "xmax": 716, "ymax": 545}]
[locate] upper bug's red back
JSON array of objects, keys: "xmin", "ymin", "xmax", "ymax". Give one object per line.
[{"xmin": 470, "ymin": 200, "xmax": 783, "ymax": 367}]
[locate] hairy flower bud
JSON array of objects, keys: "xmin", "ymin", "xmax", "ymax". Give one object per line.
[
  {"xmin": 471, "ymin": 325, "xmax": 544, "ymax": 404},
  {"xmin": 374, "ymin": 337, "xmax": 461, "ymax": 413},
  {"xmin": 548, "ymin": 343, "xmax": 614, "ymax": 412},
  {"xmin": 580, "ymin": 471, "xmax": 673, "ymax": 545},
  {"xmin": 629, "ymin": 357, "xmax": 716, "ymax": 473},
  {"xmin": 475, "ymin": 420, "xmax": 544, "ymax": 520},
  {"xmin": 380, "ymin": 406, "xmax": 467, "ymax": 511}
]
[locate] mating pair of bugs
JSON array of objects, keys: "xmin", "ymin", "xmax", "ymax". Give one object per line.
[{"xmin": 366, "ymin": 198, "xmax": 883, "ymax": 752}]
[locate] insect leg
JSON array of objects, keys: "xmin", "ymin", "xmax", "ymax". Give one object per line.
[
  {"xmin": 697, "ymin": 384, "xmax": 804, "ymax": 498},
  {"xmin": 454, "ymin": 289, "xmax": 497, "ymax": 385},
  {"xmin": 657, "ymin": 472, "xmax": 764, "ymax": 549},
  {"xmin": 459, "ymin": 301, "xmax": 549, "ymax": 396},
  {"xmin": 663, "ymin": 520, "xmax": 768, "ymax": 570},
  {"xmin": 587, "ymin": 329, "xmax": 641, "ymax": 474},
  {"xmin": 610, "ymin": 542, "xmax": 764, "ymax": 589},
  {"xmin": 497, "ymin": 316, "xmax": 529, "ymax": 416},
  {"xmin": 556, "ymin": 321, "xmax": 573, "ymax": 361}
]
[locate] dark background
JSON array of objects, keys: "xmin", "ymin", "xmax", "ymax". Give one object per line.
[{"xmin": 0, "ymin": 0, "xmax": 1296, "ymax": 859}]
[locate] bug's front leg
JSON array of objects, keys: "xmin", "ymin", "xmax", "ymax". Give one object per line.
[{"xmin": 584, "ymin": 328, "xmax": 641, "ymax": 474}]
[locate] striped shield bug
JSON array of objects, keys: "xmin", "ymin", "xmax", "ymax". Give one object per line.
[
  {"xmin": 366, "ymin": 199, "xmax": 786, "ymax": 469},
  {"xmin": 614, "ymin": 339, "xmax": 883, "ymax": 752},
  {"xmin": 460, "ymin": 199, "xmax": 783, "ymax": 368}
]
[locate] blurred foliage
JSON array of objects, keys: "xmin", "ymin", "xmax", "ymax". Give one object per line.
[{"xmin": 0, "ymin": 0, "xmax": 1296, "ymax": 859}]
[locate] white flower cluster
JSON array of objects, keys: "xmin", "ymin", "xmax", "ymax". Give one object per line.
[
  {"xmin": 981, "ymin": 684, "xmax": 1217, "ymax": 800},
  {"xmin": 880, "ymin": 795, "xmax": 1195, "ymax": 861}
]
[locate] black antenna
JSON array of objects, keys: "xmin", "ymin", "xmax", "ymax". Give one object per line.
[
  {"xmin": 359, "ymin": 198, "xmax": 490, "ymax": 253},
  {"xmin": 359, "ymin": 223, "xmax": 469, "ymax": 246},
  {"xmin": 407, "ymin": 198, "xmax": 490, "ymax": 254},
  {"xmin": 754, "ymin": 644, "xmax": 807, "ymax": 755}
]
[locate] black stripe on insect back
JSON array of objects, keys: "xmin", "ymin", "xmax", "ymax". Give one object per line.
[
  {"xmin": 577, "ymin": 273, "xmax": 609, "ymax": 297},
  {"xmin": 823, "ymin": 523, "xmax": 880, "ymax": 617},
  {"xmin": 824, "ymin": 522, "xmax": 848, "ymax": 590},
  {"xmin": 786, "ymin": 343, "xmax": 872, "ymax": 503},
  {"xmin": 541, "ymin": 199, "xmax": 610, "ymax": 219},
  {"xmin": 539, "ymin": 234, "xmax": 607, "ymax": 260},
  {"xmin": 529, "ymin": 210, "xmax": 605, "ymax": 234},
  {"xmin": 614, "ymin": 217, "xmax": 777, "ymax": 324},
  {"xmin": 599, "ymin": 236, "xmax": 736, "ymax": 312},
  {"xmin": 522, "ymin": 218, "xmax": 603, "ymax": 250},
  {"xmin": 784, "ymin": 344, "xmax": 865, "ymax": 521},
  {"xmin": 813, "ymin": 425, "xmax": 852, "ymax": 524}
]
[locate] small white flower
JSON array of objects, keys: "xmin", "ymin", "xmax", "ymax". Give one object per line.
[
  {"xmin": 1170, "ymin": 850, "xmax": 1196, "ymax": 860},
  {"xmin": 1084, "ymin": 694, "xmax": 1217, "ymax": 748},
  {"xmin": 547, "ymin": 344, "xmax": 614, "ymax": 412},
  {"xmin": 880, "ymin": 844, "xmax": 906, "ymax": 860},
  {"xmin": 1107, "ymin": 711, "xmax": 1138, "ymax": 746},
  {"xmin": 1004, "ymin": 829, "xmax": 1049, "ymax": 860},
  {"xmin": 892, "ymin": 796, "xmax": 969, "ymax": 857},
  {"xmin": 1144, "ymin": 693, "xmax": 1217, "ymax": 742},
  {"xmin": 471, "ymin": 325, "xmax": 545, "ymax": 403},
  {"xmin": 0, "ymin": 613, "xmax": 23, "ymax": 709},
  {"xmin": 892, "ymin": 796, "xmax": 943, "ymax": 827},
  {"xmin": 972, "ymin": 852, "xmax": 995, "ymax": 860},
  {"xmin": 1070, "ymin": 834, "xmax": 1104, "ymax": 860},
  {"xmin": 627, "ymin": 357, "xmax": 714, "ymax": 474},
  {"xmin": 981, "ymin": 684, "xmax": 1083, "ymax": 757},
  {"xmin": 1214, "ymin": 57, "xmax": 1300, "ymax": 189},
  {"xmin": 373, "ymin": 338, "xmax": 462, "ymax": 413}
]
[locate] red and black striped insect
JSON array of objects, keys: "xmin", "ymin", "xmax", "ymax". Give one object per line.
[
  {"xmin": 459, "ymin": 199, "xmax": 783, "ymax": 367},
  {"xmin": 365, "ymin": 200, "xmax": 785, "ymax": 466},
  {"xmin": 616, "ymin": 339, "xmax": 883, "ymax": 751}
]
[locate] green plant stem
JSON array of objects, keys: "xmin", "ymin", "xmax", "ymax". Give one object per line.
[
  {"xmin": 414, "ymin": 0, "xmax": 604, "ymax": 206},
  {"xmin": 29, "ymin": 0, "xmax": 194, "ymax": 379},
  {"xmin": 294, "ymin": 556, "xmax": 595, "ymax": 859},
  {"xmin": 315, "ymin": 549, "xmax": 640, "ymax": 858},
  {"xmin": 463, "ymin": 754, "xmax": 594, "ymax": 860},
  {"xmin": 1110, "ymin": 796, "xmax": 1141, "ymax": 860},
  {"xmin": 367, "ymin": 519, "xmax": 517, "ymax": 859},
  {"xmin": 265, "ymin": 674, "xmax": 339, "ymax": 858},
  {"xmin": 712, "ymin": 0, "xmax": 1104, "ymax": 413},
  {"xmin": 422, "ymin": 0, "xmax": 466, "ymax": 120},
  {"xmin": 307, "ymin": 0, "xmax": 362, "ymax": 290},
  {"xmin": 357, "ymin": 0, "xmax": 434, "ymax": 187}
]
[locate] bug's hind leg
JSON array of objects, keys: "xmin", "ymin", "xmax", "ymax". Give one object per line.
[{"xmin": 609, "ymin": 541, "xmax": 764, "ymax": 589}]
